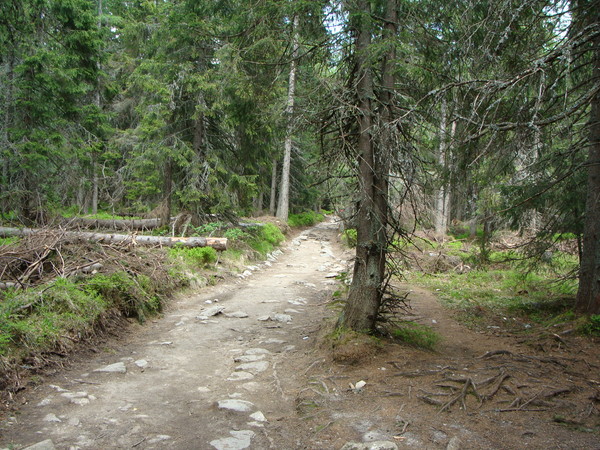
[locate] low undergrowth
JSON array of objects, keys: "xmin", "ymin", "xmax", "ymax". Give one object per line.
[
  {"xmin": 403, "ymin": 232, "xmax": 585, "ymax": 335},
  {"xmin": 288, "ymin": 211, "xmax": 325, "ymax": 227}
]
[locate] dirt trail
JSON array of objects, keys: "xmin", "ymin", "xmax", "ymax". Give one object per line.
[
  {"xmin": 0, "ymin": 219, "xmax": 349, "ymax": 449},
  {"xmin": 1, "ymin": 219, "xmax": 599, "ymax": 449}
]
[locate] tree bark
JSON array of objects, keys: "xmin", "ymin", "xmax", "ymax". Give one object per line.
[
  {"xmin": 269, "ymin": 158, "xmax": 278, "ymax": 216},
  {"xmin": 434, "ymin": 98, "xmax": 450, "ymax": 235},
  {"xmin": 276, "ymin": 14, "xmax": 300, "ymax": 222},
  {"xmin": 91, "ymin": 153, "xmax": 99, "ymax": 215},
  {"xmin": 91, "ymin": 0, "xmax": 103, "ymax": 216},
  {"xmin": 162, "ymin": 158, "xmax": 173, "ymax": 227},
  {"xmin": 576, "ymin": 26, "xmax": 600, "ymax": 314},
  {"xmin": 0, "ymin": 227, "xmax": 228, "ymax": 250},
  {"xmin": 340, "ymin": 0, "xmax": 394, "ymax": 332},
  {"xmin": 63, "ymin": 217, "xmax": 168, "ymax": 230}
]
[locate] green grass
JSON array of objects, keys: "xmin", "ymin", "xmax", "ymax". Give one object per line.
[
  {"xmin": 0, "ymin": 278, "xmax": 104, "ymax": 357},
  {"xmin": 247, "ymin": 223, "xmax": 285, "ymax": 257},
  {"xmin": 579, "ymin": 314, "xmax": 600, "ymax": 336},
  {"xmin": 0, "ymin": 268, "xmax": 174, "ymax": 360},
  {"xmin": 392, "ymin": 321, "xmax": 440, "ymax": 350},
  {"xmin": 169, "ymin": 246, "xmax": 218, "ymax": 268},
  {"xmin": 411, "ymin": 269, "xmax": 576, "ymax": 309},
  {"xmin": 288, "ymin": 211, "xmax": 324, "ymax": 227},
  {"xmin": 408, "ymin": 265, "xmax": 579, "ymax": 331},
  {"xmin": 0, "ymin": 237, "xmax": 20, "ymax": 246}
]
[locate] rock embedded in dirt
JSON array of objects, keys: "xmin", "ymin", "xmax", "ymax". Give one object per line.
[
  {"xmin": 148, "ymin": 435, "xmax": 171, "ymax": 444},
  {"xmin": 199, "ymin": 305, "xmax": 225, "ymax": 318},
  {"xmin": 225, "ymin": 311, "xmax": 249, "ymax": 318},
  {"xmin": 209, "ymin": 430, "xmax": 255, "ymax": 450},
  {"xmin": 272, "ymin": 313, "xmax": 292, "ymax": 323},
  {"xmin": 37, "ymin": 398, "xmax": 52, "ymax": 407},
  {"xmin": 43, "ymin": 413, "xmax": 61, "ymax": 423},
  {"xmin": 446, "ymin": 436, "xmax": 461, "ymax": 450},
  {"xmin": 227, "ymin": 372, "xmax": 255, "ymax": 381},
  {"xmin": 362, "ymin": 430, "xmax": 389, "ymax": 442},
  {"xmin": 134, "ymin": 359, "xmax": 148, "ymax": 368},
  {"xmin": 216, "ymin": 399, "xmax": 255, "ymax": 413},
  {"xmin": 236, "ymin": 361, "xmax": 269, "ymax": 373},
  {"xmin": 234, "ymin": 354, "xmax": 265, "ymax": 363},
  {"xmin": 22, "ymin": 440, "xmax": 57, "ymax": 450},
  {"xmin": 244, "ymin": 348, "xmax": 270, "ymax": 355},
  {"xmin": 249, "ymin": 411, "xmax": 267, "ymax": 422},
  {"xmin": 340, "ymin": 442, "xmax": 398, "ymax": 450},
  {"xmin": 94, "ymin": 362, "xmax": 126, "ymax": 373}
]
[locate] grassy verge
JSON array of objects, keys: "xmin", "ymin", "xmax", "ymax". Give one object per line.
[{"xmin": 402, "ymin": 235, "xmax": 588, "ymax": 334}]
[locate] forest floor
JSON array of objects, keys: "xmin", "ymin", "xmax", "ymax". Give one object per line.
[{"xmin": 1, "ymin": 218, "xmax": 599, "ymax": 449}]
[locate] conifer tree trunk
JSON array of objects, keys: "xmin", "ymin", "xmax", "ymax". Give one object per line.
[
  {"xmin": 1, "ymin": 52, "xmax": 14, "ymax": 195},
  {"xmin": 91, "ymin": 0, "xmax": 103, "ymax": 215},
  {"xmin": 162, "ymin": 159, "xmax": 173, "ymax": 228},
  {"xmin": 434, "ymin": 98, "xmax": 449, "ymax": 235},
  {"xmin": 270, "ymin": 158, "xmax": 278, "ymax": 216},
  {"xmin": 576, "ymin": 26, "xmax": 600, "ymax": 314},
  {"xmin": 276, "ymin": 15, "xmax": 299, "ymax": 222},
  {"xmin": 340, "ymin": 0, "xmax": 395, "ymax": 332}
]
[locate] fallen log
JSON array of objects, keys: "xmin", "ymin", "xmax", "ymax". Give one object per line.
[
  {"xmin": 0, "ymin": 227, "xmax": 227, "ymax": 250},
  {"xmin": 62, "ymin": 217, "xmax": 170, "ymax": 231},
  {"xmin": 62, "ymin": 216, "xmax": 264, "ymax": 231}
]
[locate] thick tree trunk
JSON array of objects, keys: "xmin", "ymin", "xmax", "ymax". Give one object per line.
[
  {"xmin": 276, "ymin": 15, "xmax": 299, "ymax": 222},
  {"xmin": 340, "ymin": 0, "xmax": 394, "ymax": 332},
  {"xmin": 0, "ymin": 227, "xmax": 227, "ymax": 250},
  {"xmin": 576, "ymin": 31, "xmax": 600, "ymax": 314}
]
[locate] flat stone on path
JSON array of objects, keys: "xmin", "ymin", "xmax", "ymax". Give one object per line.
[
  {"xmin": 94, "ymin": 362, "xmax": 126, "ymax": 373},
  {"xmin": 210, "ymin": 430, "xmax": 255, "ymax": 450},
  {"xmin": 236, "ymin": 361, "xmax": 269, "ymax": 373},
  {"xmin": 217, "ymin": 399, "xmax": 255, "ymax": 413},
  {"xmin": 43, "ymin": 413, "xmax": 61, "ymax": 423},
  {"xmin": 225, "ymin": 311, "xmax": 249, "ymax": 318},
  {"xmin": 197, "ymin": 305, "xmax": 225, "ymax": 320},
  {"xmin": 134, "ymin": 359, "xmax": 148, "ymax": 368},
  {"xmin": 234, "ymin": 354, "xmax": 265, "ymax": 363},
  {"xmin": 227, "ymin": 372, "xmax": 255, "ymax": 381},
  {"xmin": 244, "ymin": 348, "xmax": 270, "ymax": 355},
  {"xmin": 23, "ymin": 440, "xmax": 56, "ymax": 450},
  {"xmin": 340, "ymin": 442, "xmax": 398, "ymax": 450}
]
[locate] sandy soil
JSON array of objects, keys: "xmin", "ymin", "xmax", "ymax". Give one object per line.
[{"xmin": 1, "ymin": 219, "xmax": 598, "ymax": 449}]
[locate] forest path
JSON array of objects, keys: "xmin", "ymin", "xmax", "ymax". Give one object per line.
[
  {"xmin": 0, "ymin": 219, "xmax": 350, "ymax": 449},
  {"xmin": 1, "ymin": 219, "xmax": 599, "ymax": 449}
]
